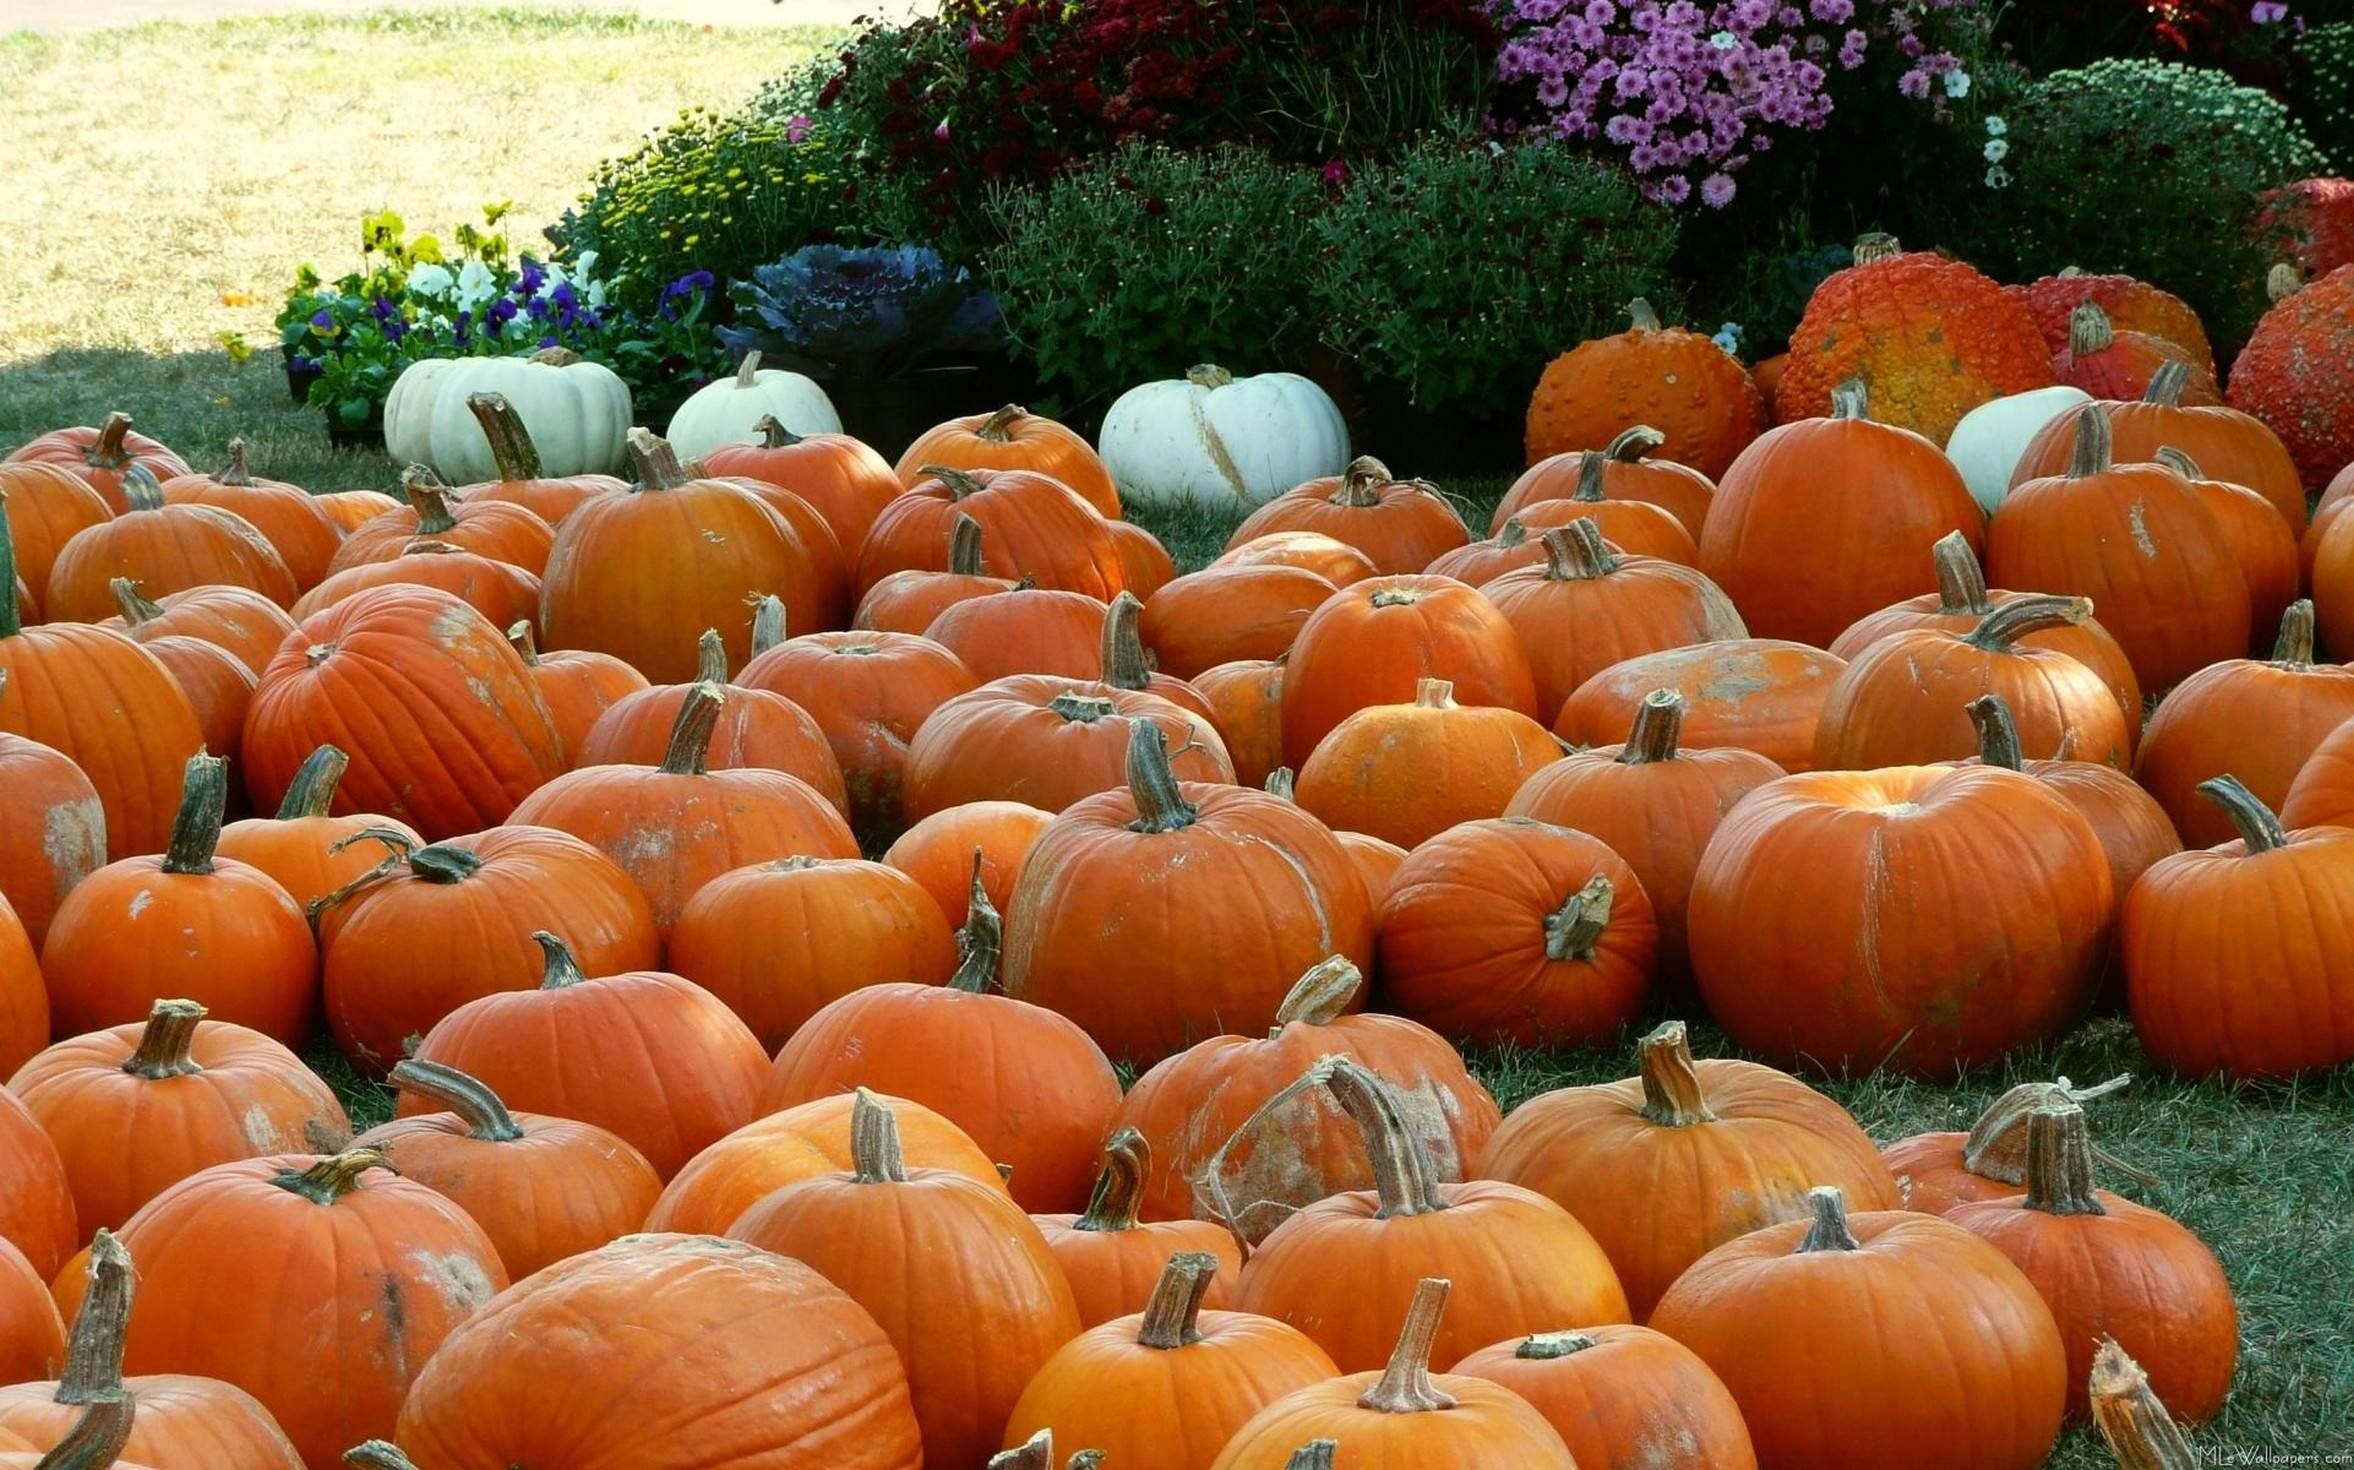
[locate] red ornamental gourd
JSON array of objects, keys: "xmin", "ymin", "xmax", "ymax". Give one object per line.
[
  {"xmin": 1450, "ymin": 1325, "xmax": 1758, "ymax": 1470},
  {"xmin": 1475, "ymin": 1020, "xmax": 1900, "ymax": 1321},
  {"xmin": 241, "ymin": 584, "xmax": 565, "ymax": 841},
  {"xmin": 858, "ymin": 464, "xmax": 1126, "ymax": 601},
  {"xmin": 2051, "ymin": 303, "xmax": 2219, "ymax": 405},
  {"xmin": 1279, "ymin": 573, "xmax": 1537, "ymax": 768},
  {"xmin": 41, "ymin": 755, "xmax": 317, "ymax": 1046},
  {"xmin": 727, "ymin": 1090, "xmax": 1084, "ymax": 1470},
  {"xmin": 389, "ymin": 1233, "xmax": 924, "ymax": 1470},
  {"xmin": 6, "ymin": 413, "xmax": 190, "ymax": 513},
  {"xmin": 2011, "ymin": 361, "xmax": 2306, "ymax": 532},
  {"xmin": 1294, "ymin": 678, "xmax": 1562, "ymax": 851},
  {"xmin": 0, "ymin": 683, "xmax": 105, "ymax": 952},
  {"xmin": 1650, "ymin": 1185, "xmax": 2066, "ymax": 1470},
  {"xmin": 896, "ymin": 403, "xmax": 1121, "ymax": 518},
  {"xmin": 213, "ymin": 745, "xmax": 423, "ymax": 917},
  {"xmin": 702, "ymin": 413, "xmax": 902, "ymax": 550},
  {"xmin": 2228, "ymin": 262, "xmax": 2354, "ymax": 491},
  {"xmin": 355, "ymin": 1058, "xmax": 662, "ymax": 1280},
  {"xmin": 760, "ymin": 865, "xmax": 1122, "ymax": 1214},
  {"xmin": 1879, "ymin": 1073, "xmax": 2137, "ymax": 1218},
  {"xmin": 1525, "ymin": 301, "xmax": 1766, "ymax": 480},
  {"xmin": 400, "ymin": 932, "xmax": 768, "ymax": 1178},
  {"xmin": 1554, "ymin": 639, "xmax": 1845, "ymax": 773},
  {"xmin": 1236, "ymin": 1059, "xmax": 1628, "ymax": 1373},
  {"xmin": 157, "ymin": 440, "xmax": 340, "ymax": 590},
  {"xmin": 900, "ymin": 674, "xmax": 1231, "ymax": 822},
  {"xmin": 1949, "ymin": 1103, "xmax": 2238, "ymax": 1423},
  {"xmin": 1689, "ymin": 763, "xmax": 2112, "ymax": 1075},
  {"xmin": 2125, "ymin": 777, "xmax": 2354, "ymax": 1079},
  {"xmin": 1988, "ymin": 404, "xmax": 2251, "ymax": 692},
  {"xmin": 1111, "ymin": 955, "xmax": 1500, "ymax": 1244},
  {"xmin": 329, "ymin": 469, "xmax": 553, "ymax": 576},
  {"xmin": 1223, "ymin": 457, "xmax": 1471, "ymax": 576},
  {"xmin": 503, "ymin": 620, "xmax": 646, "ymax": 764},
  {"xmin": 1376, "ymin": 816, "xmax": 1657, "ymax": 1048},
  {"xmin": 1005, "ymin": 1251, "xmax": 1338, "ymax": 1467},
  {"xmin": 1031, "ymin": 1134, "xmax": 1243, "ymax": 1326},
  {"xmin": 2009, "ymin": 269, "xmax": 2217, "ymax": 376},
  {"xmin": 1004, "ymin": 723, "xmax": 1375, "ymax": 1064}
]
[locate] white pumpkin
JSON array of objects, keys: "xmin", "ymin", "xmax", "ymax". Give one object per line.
[
  {"xmin": 385, "ymin": 348, "xmax": 631, "ymax": 481},
  {"xmin": 1946, "ymin": 385, "xmax": 2093, "ymax": 515},
  {"xmin": 664, "ymin": 351, "xmax": 841, "ymax": 463},
  {"xmin": 1098, "ymin": 365, "xmax": 1349, "ymax": 510}
]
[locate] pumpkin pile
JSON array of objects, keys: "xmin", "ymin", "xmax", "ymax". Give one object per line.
[{"xmin": 3, "ymin": 282, "xmax": 2345, "ymax": 1465}]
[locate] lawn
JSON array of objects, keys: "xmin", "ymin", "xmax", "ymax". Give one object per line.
[{"xmin": 5, "ymin": 10, "xmax": 2352, "ymax": 1467}]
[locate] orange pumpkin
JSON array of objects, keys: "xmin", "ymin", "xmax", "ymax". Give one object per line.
[
  {"xmin": 143, "ymin": 632, "xmax": 255, "ymax": 765},
  {"xmin": 1108, "ymin": 518, "xmax": 1178, "ymax": 598},
  {"xmin": 0, "ymin": 1088, "xmax": 75, "ymax": 1279},
  {"xmin": 9, "ymin": 999, "xmax": 349, "ymax": 1236},
  {"xmin": 1498, "ymin": 424, "xmax": 1717, "ymax": 540},
  {"xmin": 928, "ymin": 585, "xmax": 1111, "ymax": 683},
  {"xmin": 1004, "ymin": 723, "xmax": 1375, "ymax": 1063},
  {"xmin": 1423, "ymin": 517, "xmax": 1549, "ymax": 586},
  {"xmin": 448, "ymin": 391, "xmax": 625, "ymax": 527},
  {"xmin": 0, "ymin": 699, "xmax": 104, "ymax": 951},
  {"xmin": 1450, "ymin": 1325, "xmax": 1758, "ymax": 1470},
  {"xmin": 1650, "ymin": 1186, "xmax": 2065, "ymax": 1470},
  {"xmin": 1005, "ymin": 1251, "xmax": 1336, "ymax": 1465},
  {"xmin": 859, "ymin": 464, "xmax": 1126, "ymax": 600},
  {"xmin": 1195, "ymin": 658, "xmax": 1287, "ymax": 789},
  {"xmin": 1690, "ymin": 764, "xmax": 2112, "ymax": 1075},
  {"xmin": 1236, "ymin": 1060, "xmax": 1628, "ymax": 1372},
  {"xmin": 901, "ymin": 675, "xmax": 1232, "ymax": 821},
  {"xmin": 503, "ymin": 620, "xmax": 646, "ymax": 765},
  {"xmin": 2011, "ymin": 361, "xmax": 2306, "ymax": 532},
  {"xmin": 157, "ymin": 440, "xmax": 339, "ymax": 589},
  {"xmin": 1700, "ymin": 378, "xmax": 1987, "ymax": 648},
  {"xmin": 1214, "ymin": 531, "xmax": 1379, "ymax": 585},
  {"xmin": 0, "ymin": 900, "xmax": 42, "ymax": 1083},
  {"xmin": 1526, "ymin": 299, "xmax": 1766, "ymax": 478},
  {"xmin": 355, "ymin": 1058, "xmax": 662, "ymax": 1279},
  {"xmin": 2296, "ymin": 489, "xmax": 2354, "ymax": 656},
  {"xmin": 855, "ymin": 512, "xmax": 1024, "ymax": 633},
  {"xmin": 1475, "ymin": 1020, "xmax": 1899, "ymax": 1319},
  {"xmin": 1506, "ymin": 690, "xmax": 1782, "ymax": 977},
  {"xmin": 1142, "ymin": 564, "xmax": 1337, "ymax": 678},
  {"xmin": 697, "ymin": 470, "xmax": 854, "ymax": 633},
  {"xmin": 1224, "ymin": 458, "xmax": 1469, "ymax": 576},
  {"xmin": 1554, "ymin": 639, "xmax": 1845, "ymax": 773},
  {"xmin": 727, "ymin": 1091, "xmax": 1085, "ymax": 1470},
  {"xmin": 390, "ymin": 1232, "xmax": 923, "ymax": 1469},
  {"xmin": 1294, "ymin": 677, "xmax": 1562, "ymax": 850},
  {"xmin": 2051, "ymin": 303, "xmax": 2219, "ymax": 405},
  {"xmin": 0, "ymin": 462, "xmax": 111, "ymax": 619},
  {"xmin": 1880, "ymin": 1073, "xmax": 2135, "ymax": 1218},
  {"xmin": 703, "ymin": 413, "xmax": 902, "ymax": 550},
  {"xmin": 291, "ymin": 539, "xmax": 542, "ymax": 632},
  {"xmin": 312, "ymin": 490, "xmax": 402, "ymax": 532},
  {"xmin": 1031, "ymin": 1134, "xmax": 1243, "ymax": 1326},
  {"xmin": 0, "ymin": 1235, "xmax": 63, "ymax": 1388},
  {"xmin": 1280, "ymin": 573, "xmax": 1536, "ymax": 767},
  {"xmin": 45, "ymin": 468, "xmax": 295, "ymax": 622},
  {"xmin": 882, "ymin": 799, "xmax": 1053, "ymax": 928},
  {"xmin": 99, "ymin": 580, "xmax": 294, "ymax": 677},
  {"xmin": 738, "ymin": 624, "xmax": 977, "ymax": 837},
  {"xmin": 2152, "ymin": 447, "xmax": 2298, "ymax": 640},
  {"xmin": 41, "ymin": 755, "xmax": 316, "ymax": 1045},
  {"xmin": 1492, "ymin": 454, "xmax": 1699, "ymax": 565},
  {"xmin": 327, "ymin": 469, "xmax": 554, "ymax": 576},
  {"xmin": 1950, "ymin": 1103, "xmax": 2238, "ymax": 1423},
  {"xmin": 896, "ymin": 403, "xmax": 1120, "ymax": 518},
  {"xmin": 215, "ymin": 745, "xmax": 422, "ymax": 917},
  {"xmin": 2010, "ymin": 269, "xmax": 2218, "ymax": 376},
  {"xmin": 1110, "ymin": 955, "xmax": 1500, "ymax": 1243},
  {"xmin": 5, "ymin": 413, "xmax": 190, "ymax": 513},
  {"xmin": 401, "ymin": 932, "xmax": 768, "ymax": 1178}
]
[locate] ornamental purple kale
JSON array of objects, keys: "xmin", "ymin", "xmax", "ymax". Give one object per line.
[{"xmin": 716, "ymin": 245, "xmax": 1003, "ymax": 380}]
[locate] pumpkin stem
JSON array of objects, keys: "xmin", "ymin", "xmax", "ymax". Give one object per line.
[
  {"xmin": 948, "ymin": 851, "xmax": 1002, "ymax": 994},
  {"xmin": 2066, "ymin": 405, "xmax": 2115, "ymax": 478},
  {"xmin": 1367, "ymin": 586, "xmax": 1421, "ymax": 609},
  {"xmin": 2271, "ymin": 600, "xmax": 2316, "ymax": 668},
  {"xmin": 1069, "ymin": 1453, "xmax": 1105, "ymax": 1470},
  {"xmin": 395, "ymin": 465, "xmax": 461, "ymax": 535},
  {"xmin": 1284, "ymin": 1444, "xmax": 1338, "ymax": 1470},
  {"xmin": 1264, "ymin": 766, "xmax": 1297, "ymax": 801},
  {"xmin": 734, "ymin": 350, "xmax": 765, "ymax": 389},
  {"xmin": 849, "ymin": 1088, "xmax": 910, "ymax": 1184},
  {"xmin": 1186, "ymin": 364, "xmax": 1234, "ymax": 389},
  {"xmin": 753, "ymin": 414, "xmax": 804, "ymax": 450},
  {"xmin": 1325, "ymin": 1057, "xmax": 1447, "ymax": 1218},
  {"xmin": 659, "ymin": 682, "xmax": 725, "ymax": 776},
  {"xmin": 1099, "ymin": 592, "xmax": 1152, "ymax": 691},
  {"xmin": 1604, "ymin": 424, "xmax": 1666, "ymax": 461},
  {"xmin": 922, "ymin": 464, "xmax": 990, "ymax": 501},
  {"xmin": 977, "ymin": 404, "xmax": 1027, "ymax": 442},
  {"xmin": 108, "ymin": 578, "xmax": 165, "ymax": 627},
  {"xmin": 2199, "ymin": 774, "xmax": 2288, "ymax": 853},
  {"xmin": 1967, "ymin": 694, "xmax": 2025, "ymax": 771},
  {"xmin": 465, "ymin": 393, "xmax": 544, "ymax": 482},
  {"xmin": 1517, "ymin": 1329, "xmax": 1600, "ymax": 1360},
  {"xmin": 1930, "ymin": 531, "xmax": 1992, "ymax": 614},
  {"xmin": 270, "ymin": 1147, "xmax": 391, "ymax": 1206},
  {"xmin": 1357, "ymin": 1277, "xmax": 1458, "ymax": 1413},
  {"xmin": 1331, "ymin": 456, "xmax": 1392, "ymax": 508},
  {"xmin": 1494, "ymin": 517, "xmax": 1529, "ymax": 550},
  {"xmin": 120, "ymin": 463, "xmax": 165, "ymax": 512},
  {"xmin": 407, "ymin": 840, "xmax": 483, "ymax": 885},
  {"xmin": 1625, "ymin": 297, "xmax": 1662, "ymax": 332},
  {"xmin": 2142, "ymin": 362, "xmax": 2189, "ymax": 409},
  {"xmin": 0, "ymin": 492, "xmax": 19, "ymax": 640},
  {"xmin": 532, "ymin": 346, "xmax": 583, "ymax": 367},
  {"xmin": 947, "ymin": 512, "xmax": 987, "ymax": 574},
  {"xmin": 1074, "ymin": 1128, "xmax": 1149, "ymax": 1232},
  {"xmin": 2068, "ymin": 301, "xmax": 2115, "ymax": 357},
  {"xmin": 344, "ymin": 1445, "xmax": 424, "ymax": 1470},
  {"xmin": 1571, "ymin": 449, "xmax": 1609, "ymax": 503},
  {"xmin": 749, "ymin": 596, "xmax": 787, "ymax": 657},
  {"xmin": 387, "ymin": 1058, "xmax": 526, "ymax": 1144},
  {"xmin": 1829, "ymin": 379, "xmax": 1870, "ymax": 421},
  {"xmin": 159, "ymin": 753, "xmax": 229, "ymax": 876},
  {"xmin": 1272, "ymin": 956, "xmax": 1363, "ymax": 1032},
  {"xmin": 506, "ymin": 620, "xmax": 542, "ymax": 666},
  {"xmin": 989, "ymin": 1429, "xmax": 1053, "ymax": 1470},
  {"xmin": 1047, "ymin": 692, "xmax": 1118, "ymax": 725},
  {"xmin": 1618, "ymin": 688, "xmax": 1685, "ymax": 764},
  {"xmin": 2020, "ymin": 1101, "xmax": 2107, "ymax": 1217},
  {"xmin": 1852, "ymin": 232, "xmax": 1902, "ymax": 264},
  {"xmin": 694, "ymin": 627, "xmax": 729, "ymax": 684},
  {"xmin": 2090, "ymin": 1338, "xmax": 2199, "ymax": 1470},
  {"xmin": 1542, "ymin": 875, "xmax": 1615, "ymax": 962},
  {"xmin": 31, "ymin": 1390, "xmax": 135, "ymax": 1470},
  {"xmin": 1136, "ymin": 1249, "xmax": 1222, "ymax": 1350},
  {"xmin": 1541, "ymin": 520, "xmax": 1618, "ymax": 581},
  {"xmin": 1961, "ymin": 1074, "xmax": 2135, "ymax": 1186},
  {"xmin": 1965, "ymin": 593, "xmax": 2091, "ymax": 653},
  {"xmin": 2265, "ymin": 262, "xmax": 2304, "ymax": 304},
  {"xmin": 1637, "ymin": 1020, "xmax": 1718, "ymax": 1126},
  {"xmin": 1414, "ymin": 677, "xmax": 1454, "ymax": 710},
  {"xmin": 209, "ymin": 439, "xmax": 257, "ymax": 489},
  {"xmin": 532, "ymin": 930, "xmax": 589, "ymax": 989},
  {"xmin": 273, "ymin": 744, "xmax": 350, "ymax": 820},
  {"xmin": 2152, "ymin": 447, "xmax": 2203, "ymax": 484},
  {"xmin": 121, "ymin": 999, "xmax": 207, "ymax": 1081},
  {"xmin": 1795, "ymin": 1185, "xmax": 1862, "ymax": 1253},
  {"xmin": 625, "ymin": 428, "xmax": 696, "ymax": 491},
  {"xmin": 89, "ymin": 412, "xmax": 135, "ymax": 468},
  {"xmin": 54, "ymin": 1230, "xmax": 133, "ymax": 1404},
  {"xmin": 1124, "ymin": 722, "xmax": 1200, "ymax": 834}
]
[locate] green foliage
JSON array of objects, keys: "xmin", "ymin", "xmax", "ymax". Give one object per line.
[
  {"xmin": 2292, "ymin": 23, "xmax": 2354, "ymax": 172},
  {"xmin": 1309, "ymin": 135, "xmax": 1678, "ymax": 415},
  {"xmin": 1961, "ymin": 58, "xmax": 2327, "ymax": 350},
  {"xmin": 985, "ymin": 145, "xmax": 1325, "ymax": 401}
]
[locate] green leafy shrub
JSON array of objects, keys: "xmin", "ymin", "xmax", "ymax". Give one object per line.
[
  {"xmin": 1962, "ymin": 58, "xmax": 2327, "ymax": 349},
  {"xmin": 1309, "ymin": 135, "xmax": 1678, "ymax": 415},
  {"xmin": 985, "ymin": 145, "xmax": 1323, "ymax": 401},
  {"xmin": 2291, "ymin": 23, "xmax": 2354, "ymax": 171}
]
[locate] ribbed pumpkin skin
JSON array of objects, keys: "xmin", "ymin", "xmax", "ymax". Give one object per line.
[
  {"xmin": 2010, "ymin": 395, "xmax": 2307, "ymax": 532},
  {"xmin": 1511, "ymin": 492, "xmax": 1699, "ymax": 564},
  {"xmin": 0, "ymin": 1089, "xmax": 75, "ymax": 1278},
  {"xmin": 145, "ymin": 635, "xmax": 254, "ymax": 763},
  {"xmin": 1294, "ymin": 694, "xmax": 1563, "ymax": 851},
  {"xmin": 0, "ymin": 732, "xmax": 103, "ymax": 952},
  {"xmin": 160, "ymin": 464, "xmax": 340, "ymax": 590},
  {"xmin": 290, "ymin": 545, "xmax": 541, "ymax": 630},
  {"xmin": 1193, "ymin": 659, "xmax": 1286, "ymax": 789},
  {"xmin": 881, "ymin": 800, "xmax": 1053, "ymax": 928},
  {"xmin": 1029, "ymin": 1214, "xmax": 1243, "ymax": 1328},
  {"xmin": 0, "ymin": 620, "xmax": 203, "ymax": 860},
  {"xmin": 46, "ymin": 503, "xmax": 296, "ymax": 622},
  {"xmin": 1810, "ymin": 622, "xmax": 2132, "ymax": 771},
  {"xmin": 242, "ymin": 587, "xmax": 564, "ymax": 841},
  {"xmin": 1776, "ymin": 250, "xmax": 2057, "ymax": 442},
  {"xmin": 575, "ymin": 681, "xmax": 851, "ymax": 816},
  {"xmin": 9, "ymin": 1014, "xmax": 350, "ymax": 1236},
  {"xmin": 1215, "ymin": 530, "xmax": 1379, "ymax": 585},
  {"xmin": 895, "ymin": 405, "xmax": 1121, "ymax": 517},
  {"xmin": 215, "ymin": 808, "xmax": 423, "ymax": 921},
  {"xmin": 900, "ymin": 677, "xmax": 1233, "ymax": 821},
  {"xmin": 1555, "ymin": 639, "xmax": 1845, "ymax": 773},
  {"xmin": 1525, "ymin": 316, "xmax": 1766, "ymax": 479},
  {"xmin": 0, "ymin": 1372, "xmax": 302, "ymax": 1470},
  {"xmin": 1481, "ymin": 545, "xmax": 1745, "ymax": 722},
  {"xmin": 856, "ymin": 466, "xmax": 1126, "ymax": 599},
  {"xmin": 1224, "ymin": 466, "xmax": 1470, "ymax": 576},
  {"xmin": 6, "ymin": 418, "xmax": 189, "ymax": 512},
  {"xmin": 703, "ymin": 430, "xmax": 902, "ymax": 550},
  {"xmin": 1109, "ymin": 518, "xmax": 1178, "ymax": 597},
  {"xmin": 2229, "ymin": 264, "xmax": 2354, "ymax": 489},
  {"xmin": 0, "ymin": 463, "xmax": 110, "ymax": 616},
  {"xmin": 519, "ymin": 644, "xmax": 648, "ymax": 765},
  {"xmin": 1497, "ymin": 449, "xmax": 1717, "ymax": 541},
  {"xmin": 0, "ymin": 1238, "xmax": 62, "ymax": 1386},
  {"xmin": 1700, "ymin": 411, "xmax": 1986, "ymax": 649},
  {"xmin": 2010, "ymin": 272, "xmax": 2217, "ymax": 374},
  {"xmin": 1142, "ymin": 564, "xmax": 1336, "ymax": 678},
  {"xmin": 704, "ymin": 474, "xmax": 853, "ymax": 631},
  {"xmin": 1829, "ymin": 587, "xmax": 2142, "ymax": 740},
  {"xmin": 102, "ymin": 583, "xmax": 296, "ymax": 676},
  {"xmin": 1209, "ymin": 1370, "xmax": 1577, "ymax": 1469},
  {"xmin": 1280, "ymin": 574, "xmax": 1538, "ymax": 768},
  {"xmin": 55, "ymin": 1154, "xmax": 508, "ymax": 1470},
  {"xmin": 2136, "ymin": 651, "xmax": 2354, "ymax": 849},
  {"xmin": 738, "ymin": 631, "xmax": 978, "ymax": 836},
  {"xmin": 926, "ymin": 586, "xmax": 1109, "ymax": 683},
  {"xmin": 328, "ymin": 496, "xmax": 553, "ymax": 576},
  {"xmin": 393, "ymin": 1234, "xmax": 924, "ymax": 1470},
  {"xmin": 855, "ymin": 564, "xmax": 1015, "ymax": 635},
  {"xmin": 2011, "ymin": 761, "xmax": 2181, "ymax": 922},
  {"xmin": 1451, "ymin": 1325, "xmax": 1759, "ymax": 1470},
  {"xmin": 1650, "ymin": 1207, "xmax": 2065, "ymax": 1470},
  {"xmin": 1689, "ymin": 766, "xmax": 2112, "ymax": 1076}
]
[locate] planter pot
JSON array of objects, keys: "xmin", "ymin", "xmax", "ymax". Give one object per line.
[
  {"xmin": 283, "ymin": 345, "xmax": 322, "ymax": 406},
  {"xmin": 324, "ymin": 409, "xmax": 385, "ymax": 451}
]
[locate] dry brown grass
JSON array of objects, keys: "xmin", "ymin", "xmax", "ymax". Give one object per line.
[{"xmin": 0, "ymin": 8, "xmax": 827, "ymax": 485}]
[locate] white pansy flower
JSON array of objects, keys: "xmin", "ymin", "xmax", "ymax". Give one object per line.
[
  {"xmin": 455, "ymin": 260, "xmax": 498, "ymax": 312},
  {"xmin": 405, "ymin": 263, "xmax": 455, "ymax": 299},
  {"xmin": 1983, "ymin": 138, "xmax": 2009, "ymax": 163},
  {"xmin": 1985, "ymin": 166, "xmax": 2010, "ymax": 189},
  {"xmin": 1944, "ymin": 70, "xmax": 1971, "ymax": 98},
  {"xmin": 1983, "ymin": 114, "xmax": 2005, "ymax": 136}
]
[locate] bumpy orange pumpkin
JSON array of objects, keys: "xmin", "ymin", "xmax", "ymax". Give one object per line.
[
  {"xmin": 1224, "ymin": 458, "xmax": 1470, "ymax": 576},
  {"xmin": 1294, "ymin": 678, "xmax": 1562, "ymax": 850},
  {"xmin": 1554, "ymin": 639, "xmax": 1845, "ymax": 773},
  {"xmin": 2009, "ymin": 269, "xmax": 2217, "ymax": 376},
  {"xmin": 1450, "ymin": 1325, "xmax": 1757, "ymax": 1470},
  {"xmin": 1031, "ymin": 1134, "xmax": 1243, "ymax": 1326},
  {"xmin": 2229, "ymin": 263, "xmax": 2354, "ymax": 490},
  {"xmin": 1280, "ymin": 573, "xmax": 1537, "ymax": 767},
  {"xmin": 1526, "ymin": 300, "xmax": 1767, "ymax": 478},
  {"xmin": 1775, "ymin": 235, "xmax": 2057, "ymax": 442},
  {"xmin": 2012, "ymin": 361, "xmax": 2307, "ymax": 531}
]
